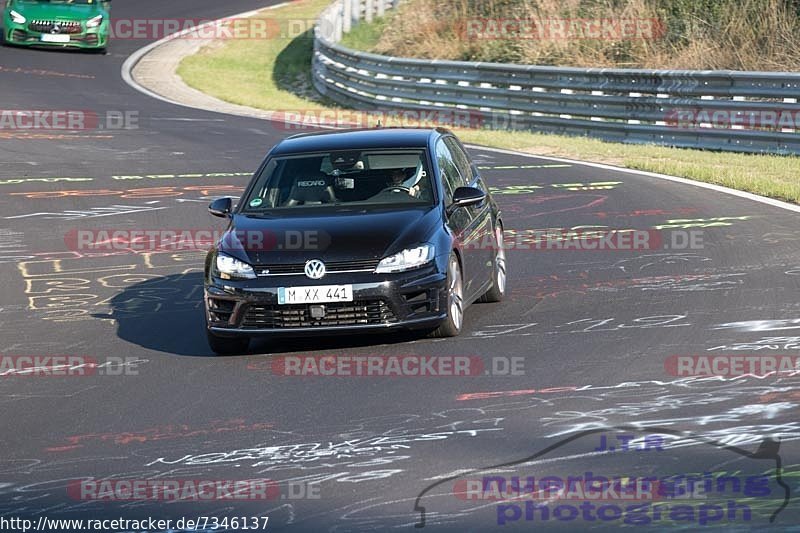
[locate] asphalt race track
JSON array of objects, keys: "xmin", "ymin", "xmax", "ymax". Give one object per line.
[{"xmin": 1, "ymin": 1, "xmax": 800, "ymax": 531}]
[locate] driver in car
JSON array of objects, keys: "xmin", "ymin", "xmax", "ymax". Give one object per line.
[{"xmin": 387, "ymin": 169, "xmax": 420, "ymax": 197}]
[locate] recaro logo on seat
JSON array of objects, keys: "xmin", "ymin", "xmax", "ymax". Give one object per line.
[
  {"xmin": 304, "ymin": 259, "xmax": 326, "ymax": 280},
  {"xmin": 297, "ymin": 180, "xmax": 326, "ymax": 187}
]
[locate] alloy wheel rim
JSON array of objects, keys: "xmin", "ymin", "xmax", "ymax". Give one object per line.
[
  {"xmin": 495, "ymin": 226, "xmax": 507, "ymax": 294},
  {"xmin": 449, "ymin": 258, "xmax": 463, "ymax": 330}
]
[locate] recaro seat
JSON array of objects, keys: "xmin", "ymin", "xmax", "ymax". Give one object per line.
[{"xmin": 284, "ymin": 174, "xmax": 337, "ymax": 206}]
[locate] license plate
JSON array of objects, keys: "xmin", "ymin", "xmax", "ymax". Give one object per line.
[
  {"xmin": 41, "ymin": 34, "xmax": 70, "ymax": 43},
  {"xmin": 278, "ymin": 285, "xmax": 353, "ymax": 305}
]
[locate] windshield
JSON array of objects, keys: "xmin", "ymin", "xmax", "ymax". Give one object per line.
[{"xmin": 242, "ymin": 149, "xmax": 435, "ymax": 214}]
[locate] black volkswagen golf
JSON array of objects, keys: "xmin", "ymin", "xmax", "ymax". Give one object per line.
[{"xmin": 204, "ymin": 128, "xmax": 506, "ymax": 354}]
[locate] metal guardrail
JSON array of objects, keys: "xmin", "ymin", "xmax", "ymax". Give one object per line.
[{"xmin": 312, "ymin": 0, "xmax": 800, "ymax": 155}]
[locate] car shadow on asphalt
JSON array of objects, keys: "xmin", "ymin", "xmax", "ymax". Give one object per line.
[
  {"xmin": 93, "ymin": 272, "xmax": 212, "ymax": 357},
  {"xmin": 98, "ymin": 272, "xmax": 432, "ymax": 357}
]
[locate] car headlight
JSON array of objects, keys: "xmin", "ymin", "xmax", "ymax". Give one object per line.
[
  {"xmin": 375, "ymin": 244, "xmax": 434, "ymax": 273},
  {"xmin": 215, "ymin": 253, "xmax": 256, "ymax": 280},
  {"xmin": 86, "ymin": 14, "xmax": 103, "ymax": 28},
  {"xmin": 9, "ymin": 10, "xmax": 26, "ymax": 24}
]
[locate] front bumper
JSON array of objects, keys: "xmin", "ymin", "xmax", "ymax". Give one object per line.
[
  {"xmin": 5, "ymin": 23, "xmax": 108, "ymax": 49},
  {"xmin": 205, "ymin": 267, "xmax": 448, "ymax": 338}
]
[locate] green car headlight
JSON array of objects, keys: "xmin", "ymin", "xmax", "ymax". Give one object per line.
[
  {"xmin": 86, "ymin": 14, "xmax": 103, "ymax": 28},
  {"xmin": 10, "ymin": 10, "xmax": 26, "ymax": 24}
]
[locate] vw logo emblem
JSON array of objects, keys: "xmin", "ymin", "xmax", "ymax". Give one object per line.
[{"xmin": 304, "ymin": 259, "xmax": 326, "ymax": 280}]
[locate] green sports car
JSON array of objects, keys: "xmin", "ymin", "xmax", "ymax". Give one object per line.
[{"xmin": 3, "ymin": 0, "xmax": 111, "ymax": 51}]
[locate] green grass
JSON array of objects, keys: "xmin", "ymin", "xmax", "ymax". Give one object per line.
[
  {"xmin": 178, "ymin": 0, "xmax": 800, "ymax": 204},
  {"xmin": 178, "ymin": 0, "xmax": 333, "ymax": 111},
  {"xmin": 339, "ymin": 15, "xmax": 388, "ymax": 50}
]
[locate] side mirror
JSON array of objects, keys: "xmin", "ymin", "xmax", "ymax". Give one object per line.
[
  {"xmin": 208, "ymin": 197, "xmax": 232, "ymax": 218},
  {"xmin": 448, "ymin": 186, "xmax": 486, "ymax": 215}
]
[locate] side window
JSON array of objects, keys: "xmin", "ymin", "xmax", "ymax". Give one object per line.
[
  {"xmin": 435, "ymin": 139, "xmax": 464, "ymax": 203},
  {"xmin": 444, "ymin": 137, "xmax": 474, "ymax": 184}
]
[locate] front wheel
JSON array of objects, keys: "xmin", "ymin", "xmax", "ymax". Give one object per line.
[
  {"xmin": 207, "ymin": 330, "xmax": 249, "ymax": 355},
  {"xmin": 479, "ymin": 223, "xmax": 507, "ymax": 302},
  {"xmin": 431, "ymin": 253, "xmax": 464, "ymax": 338}
]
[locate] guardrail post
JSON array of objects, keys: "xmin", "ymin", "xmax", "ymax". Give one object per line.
[
  {"xmin": 365, "ymin": 0, "xmax": 374, "ymax": 22},
  {"xmin": 352, "ymin": 0, "xmax": 361, "ymax": 27},
  {"xmin": 334, "ymin": 3, "xmax": 344, "ymax": 42},
  {"xmin": 342, "ymin": 0, "xmax": 352, "ymax": 33}
]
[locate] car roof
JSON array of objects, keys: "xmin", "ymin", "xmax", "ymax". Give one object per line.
[{"xmin": 270, "ymin": 128, "xmax": 451, "ymax": 156}]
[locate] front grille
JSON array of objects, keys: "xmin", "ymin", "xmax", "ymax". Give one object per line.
[
  {"xmin": 255, "ymin": 259, "xmax": 380, "ymax": 276},
  {"xmin": 29, "ymin": 20, "xmax": 83, "ymax": 34},
  {"xmin": 242, "ymin": 300, "xmax": 396, "ymax": 328}
]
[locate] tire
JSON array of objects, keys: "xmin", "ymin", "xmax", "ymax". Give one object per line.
[
  {"xmin": 207, "ymin": 330, "xmax": 249, "ymax": 355},
  {"xmin": 431, "ymin": 252, "xmax": 464, "ymax": 338},
  {"xmin": 479, "ymin": 223, "xmax": 507, "ymax": 303}
]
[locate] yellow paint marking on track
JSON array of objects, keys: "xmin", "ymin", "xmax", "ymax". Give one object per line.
[
  {"xmin": 0, "ymin": 178, "xmax": 94, "ymax": 186},
  {"xmin": 0, "ymin": 172, "xmax": 253, "ymax": 187}
]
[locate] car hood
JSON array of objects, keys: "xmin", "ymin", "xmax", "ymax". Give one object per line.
[
  {"xmin": 12, "ymin": 1, "xmax": 102, "ymax": 20},
  {"xmin": 219, "ymin": 206, "xmax": 440, "ymax": 266}
]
